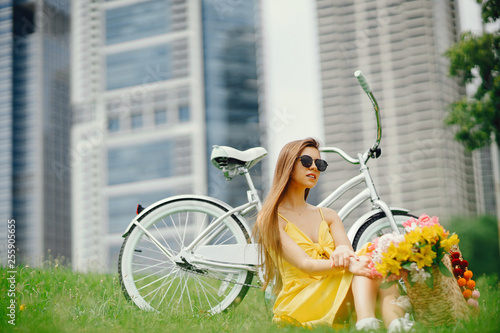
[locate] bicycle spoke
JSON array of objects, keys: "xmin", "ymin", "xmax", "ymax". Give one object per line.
[
  {"xmin": 132, "ymin": 260, "xmax": 168, "ymax": 274},
  {"xmin": 192, "ymin": 274, "xmax": 216, "ymax": 311},
  {"xmin": 193, "ymin": 274, "xmax": 223, "ymax": 305},
  {"xmin": 137, "ymin": 268, "xmax": 179, "ymax": 293},
  {"xmin": 154, "ymin": 222, "xmax": 174, "ymax": 252},
  {"xmin": 193, "ymin": 274, "xmax": 224, "ymax": 295},
  {"xmin": 137, "ymin": 245, "xmax": 163, "ymax": 256},
  {"xmin": 155, "ymin": 269, "xmax": 183, "ymax": 308},
  {"xmin": 133, "ymin": 253, "xmax": 170, "ymax": 264},
  {"xmin": 143, "ymin": 235, "xmax": 177, "ymax": 257},
  {"xmin": 145, "ymin": 269, "xmax": 179, "ymax": 302},
  {"xmin": 133, "ymin": 265, "xmax": 170, "ymax": 283},
  {"xmin": 165, "ymin": 275, "xmax": 185, "ymax": 314},
  {"xmin": 197, "ymin": 212, "xmax": 210, "ymax": 236},
  {"xmin": 181, "ymin": 211, "xmax": 190, "ymax": 245},
  {"xmin": 169, "ymin": 213, "xmax": 184, "ymax": 249},
  {"xmin": 160, "ymin": 218, "xmax": 178, "ymax": 254},
  {"xmin": 193, "ymin": 275, "xmax": 204, "ymax": 310},
  {"xmin": 217, "ymin": 232, "xmax": 237, "ymax": 245},
  {"xmin": 213, "ymin": 227, "xmax": 233, "ymax": 245},
  {"xmin": 179, "ymin": 273, "xmax": 193, "ymax": 313}
]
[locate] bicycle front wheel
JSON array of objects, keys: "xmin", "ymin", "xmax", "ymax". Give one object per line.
[
  {"xmin": 351, "ymin": 211, "xmax": 416, "ymax": 251},
  {"xmin": 118, "ymin": 197, "xmax": 254, "ymax": 314}
]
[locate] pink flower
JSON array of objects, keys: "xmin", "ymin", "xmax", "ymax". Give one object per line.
[
  {"xmin": 419, "ymin": 214, "xmax": 431, "ymax": 224},
  {"xmin": 417, "ymin": 214, "xmax": 440, "ymax": 227},
  {"xmin": 404, "ymin": 215, "xmax": 441, "ymax": 232},
  {"xmin": 402, "ymin": 217, "xmax": 418, "ymax": 229}
]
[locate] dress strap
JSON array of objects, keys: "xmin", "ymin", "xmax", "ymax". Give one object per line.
[
  {"xmin": 318, "ymin": 207, "xmax": 325, "ymax": 221},
  {"xmin": 278, "ymin": 212, "xmax": 291, "ymax": 224}
]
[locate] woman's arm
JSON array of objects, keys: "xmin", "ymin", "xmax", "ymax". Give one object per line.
[
  {"xmin": 278, "ymin": 226, "xmax": 342, "ymax": 275},
  {"xmin": 279, "ymin": 227, "xmax": 373, "ymax": 278},
  {"xmin": 323, "ymin": 208, "xmax": 359, "ymax": 268}
]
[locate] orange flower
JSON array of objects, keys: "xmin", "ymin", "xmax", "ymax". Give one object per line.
[
  {"xmin": 457, "ymin": 278, "xmax": 466, "ymax": 287},
  {"xmin": 463, "ymin": 270, "xmax": 473, "ymax": 279},
  {"xmin": 467, "ymin": 280, "xmax": 476, "ymax": 289},
  {"xmin": 463, "ymin": 289, "xmax": 472, "ymax": 298}
]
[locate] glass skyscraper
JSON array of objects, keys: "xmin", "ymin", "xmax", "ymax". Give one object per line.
[
  {"xmin": 0, "ymin": 0, "xmax": 71, "ymax": 265},
  {"xmin": 202, "ymin": 0, "xmax": 262, "ymax": 206},
  {"xmin": 71, "ymin": 0, "xmax": 262, "ymax": 271}
]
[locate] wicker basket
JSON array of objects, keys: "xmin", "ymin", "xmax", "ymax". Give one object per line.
[{"xmin": 404, "ymin": 253, "xmax": 476, "ymax": 326}]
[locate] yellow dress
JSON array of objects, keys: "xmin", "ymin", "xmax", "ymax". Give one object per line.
[{"xmin": 272, "ymin": 208, "xmax": 367, "ymax": 328}]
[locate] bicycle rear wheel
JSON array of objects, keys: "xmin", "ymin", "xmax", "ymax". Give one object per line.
[
  {"xmin": 118, "ymin": 196, "xmax": 254, "ymax": 314},
  {"xmin": 351, "ymin": 210, "xmax": 416, "ymax": 251}
]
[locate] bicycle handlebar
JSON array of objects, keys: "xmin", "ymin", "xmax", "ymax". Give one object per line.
[
  {"xmin": 321, "ymin": 70, "xmax": 382, "ymax": 165},
  {"xmin": 354, "ymin": 70, "xmax": 371, "ymax": 94}
]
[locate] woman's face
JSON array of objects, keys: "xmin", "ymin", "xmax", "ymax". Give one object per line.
[{"xmin": 289, "ymin": 146, "xmax": 322, "ymax": 188}]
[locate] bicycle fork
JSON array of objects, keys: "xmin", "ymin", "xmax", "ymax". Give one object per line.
[{"xmin": 358, "ymin": 153, "xmax": 401, "ymax": 234}]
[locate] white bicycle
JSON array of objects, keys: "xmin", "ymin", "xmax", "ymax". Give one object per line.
[{"xmin": 118, "ymin": 71, "xmax": 415, "ymax": 315}]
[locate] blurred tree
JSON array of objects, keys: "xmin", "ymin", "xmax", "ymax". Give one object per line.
[
  {"xmin": 444, "ymin": 0, "xmax": 499, "ymax": 150},
  {"xmin": 449, "ymin": 215, "xmax": 500, "ymax": 277}
]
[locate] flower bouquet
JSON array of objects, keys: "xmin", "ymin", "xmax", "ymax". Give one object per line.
[{"xmin": 368, "ymin": 214, "xmax": 479, "ymax": 326}]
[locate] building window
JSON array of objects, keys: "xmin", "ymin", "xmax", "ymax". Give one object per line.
[
  {"xmin": 179, "ymin": 105, "xmax": 189, "ymax": 122},
  {"xmin": 154, "ymin": 109, "xmax": 167, "ymax": 125},
  {"xmin": 107, "ymin": 140, "xmax": 173, "ymax": 185},
  {"xmin": 105, "ymin": 0, "xmax": 171, "ymax": 45},
  {"xmin": 131, "ymin": 113, "xmax": 143, "ymax": 129},
  {"xmin": 106, "ymin": 44, "xmax": 172, "ymax": 90},
  {"xmin": 108, "ymin": 117, "xmax": 120, "ymax": 132}
]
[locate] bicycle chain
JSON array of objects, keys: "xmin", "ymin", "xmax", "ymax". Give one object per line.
[{"xmin": 177, "ymin": 265, "xmax": 261, "ymax": 289}]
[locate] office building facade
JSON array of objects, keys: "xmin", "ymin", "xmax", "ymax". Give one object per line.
[
  {"xmin": 315, "ymin": 0, "xmax": 476, "ymax": 226},
  {"xmin": 71, "ymin": 0, "xmax": 261, "ymax": 271},
  {"xmin": 0, "ymin": 0, "xmax": 72, "ymax": 265}
]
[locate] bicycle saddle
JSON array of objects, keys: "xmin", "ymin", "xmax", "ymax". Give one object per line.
[{"xmin": 211, "ymin": 145, "xmax": 267, "ymax": 179}]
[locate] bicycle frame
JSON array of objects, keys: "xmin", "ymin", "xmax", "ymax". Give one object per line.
[
  {"xmin": 317, "ymin": 151, "xmax": 400, "ymax": 233},
  {"xmin": 122, "ymin": 71, "xmax": 401, "ymax": 274},
  {"xmin": 123, "ymin": 166, "xmax": 262, "ymax": 270}
]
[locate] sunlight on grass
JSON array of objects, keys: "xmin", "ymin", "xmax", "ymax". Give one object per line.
[{"xmin": 0, "ymin": 261, "xmax": 499, "ymax": 332}]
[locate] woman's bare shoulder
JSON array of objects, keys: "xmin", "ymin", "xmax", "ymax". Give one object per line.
[{"xmin": 320, "ymin": 207, "xmax": 341, "ymax": 225}]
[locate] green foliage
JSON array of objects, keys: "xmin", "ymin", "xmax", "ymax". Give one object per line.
[
  {"xmin": 479, "ymin": 0, "xmax": 500, "ymax": 23},
  {"xmin": 444, "ymin": 0, "xmax": 500, "ymax": 150},
  {"xmin": 449, "ymin": 215, "xmax": 500, "ymax": 276},
  {"xmin": 0, "ymin": 263, "xmax": 500, "ymax": 332}
]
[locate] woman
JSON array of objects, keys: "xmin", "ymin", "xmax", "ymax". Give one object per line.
[{"xmin": 254, "ymin": 138, "xmax": 413, "ymax": 331}]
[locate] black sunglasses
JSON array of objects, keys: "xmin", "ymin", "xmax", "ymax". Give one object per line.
[{"xmin": 297, "ymin": 155, "xmax": 328, "ymax": 172}]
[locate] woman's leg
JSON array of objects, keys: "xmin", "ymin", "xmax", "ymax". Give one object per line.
[
  {"xmin": 351, "ymin": 275, "xmax": 378, "ymax": 320},
  {"xmin": 379, "ymin": 284, "xmax": 405, "ymax": 328}
]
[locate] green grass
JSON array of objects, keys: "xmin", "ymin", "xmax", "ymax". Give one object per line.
[{"xmin": 1, "ymin": 261, "xmax": 499, "ymax": 332}]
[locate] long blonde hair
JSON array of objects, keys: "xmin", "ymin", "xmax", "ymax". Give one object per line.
[{"xmin": 254, "ymin": 137, "xmax": 321, "ymax": 292}]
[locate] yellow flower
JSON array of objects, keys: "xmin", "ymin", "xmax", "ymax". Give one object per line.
[
  {"xmin": 411, "ymin": 245, "xmax": 436, "ymax": 268},
  {"xmin": 375, "ymin": 262, "xmax": 389, "ymax": 276},
  {"xmin": 405, "ymin": 228, "xmax": 423, "ymax": 244},
  {"xmin": 386, "ymin": 243, "xmax": 399, "ymax": 259},
  {"xmin": 421, "ymin": 225, "xmax": 444, "ymax": 244},
  {"xmin": 441, "ymin": 234, "xmax": 460, "ymax": 252},
  {"xmin": 19, "ymin": 304, "xmax": 26, "ymax": 311},
  {"xmin": 394, "ymin": 241, "xmax": 413, "ymax": 262},
  {"xmin": 381, "ymin": 255, "xmax": 402, "ymax": 275}
]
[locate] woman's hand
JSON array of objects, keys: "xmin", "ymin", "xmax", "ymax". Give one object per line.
[
  {"xmin": 329, "ymin": 245, "xmax": 359, "ymax": 269},
  {"xmin": 348, "ymin": 255, "xmax": 374, "ymax": 278}
]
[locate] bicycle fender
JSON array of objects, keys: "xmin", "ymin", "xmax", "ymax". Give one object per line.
[
  {"xmin": 121, "ymin": 194, "xmax": 251, "ymax": 237},
  {"xmin": 346, "ymin": 207, "xmax": 410, "ymax": 243}
]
